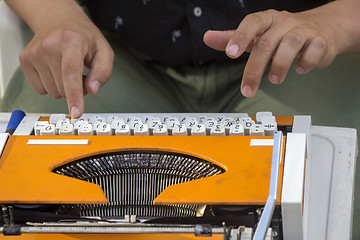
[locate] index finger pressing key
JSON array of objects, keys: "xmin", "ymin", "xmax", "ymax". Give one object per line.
[{"xmin": 61, "ymin": 30, "xmax": 86, "ymax": 118}]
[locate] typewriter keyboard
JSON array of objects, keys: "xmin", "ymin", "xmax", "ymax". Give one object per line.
[{"xmin": 32, "ymin": 112, "xmax": 285, "ymax": 136}]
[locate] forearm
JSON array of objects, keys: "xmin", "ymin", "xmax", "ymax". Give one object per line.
[
  {"xmin": 4, "ymin": 0, "xmax": 90, "ymax": 33},
  {"xmin": 305, "ymin": 0, "xmax": 360, "ymax": 54}
]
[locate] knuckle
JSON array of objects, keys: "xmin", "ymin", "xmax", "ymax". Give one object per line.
[
  {"xmin": 312, "ymin": 36, "xmax": 328, "ymax": 51},
  {"xmin": 62, "ymin": 65, "xmax": 77, "ymax": 79},
  {"xmin": 255, "ymin": 37, "xmax": 273, "ymax": 53},
  {"xmin": 284, "ymin": 31, "xmax": 303, "ymax": 48},
  {"xmin": 244, "ymin": 69, "xmax": 262, "ymax": 82},
  {"xmin": 19, "ymin": 50, "xmax": 29, "ymax": 66},
  {"xmin": 28, "ymin": 45, "xmax": 42, "ymax": 61},
  {"xmin": 40, "ymin": 37, "xmax": 55, "ymax": 54},
  {"xmin": 245, "ymin": 12, "xmax": 263, "ymax": 25},
  {"xmin": 264, "ymin": 9, "xmax": 278, "ymax": 15},
  {"xmin": 61, "ymin": 28, "xmax": 78, "ymax": 44},
  {"xmin": 283, "ymin": 16, "xmax": 297, "ymax": 26},
  {"xmin": 280, "ymin": 10, "xmax": 290, "ymax": 14}
]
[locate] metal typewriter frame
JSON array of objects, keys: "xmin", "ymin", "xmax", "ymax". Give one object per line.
[{"xmin": 0, "ymin": 113, "xmax": 357, "ymax": 240}]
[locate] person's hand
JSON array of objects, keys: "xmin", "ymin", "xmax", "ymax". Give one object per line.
[
  {"xmin": 203, "ymin": 8, "xmax": 341, "ymax": 97},
  {"xmin": 20, "ymin": 17, "xmax": 114, "ymax": 118}
]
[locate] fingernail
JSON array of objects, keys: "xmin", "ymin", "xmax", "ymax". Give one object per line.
[
  {"xmin": 241, "ymin": 85, "xmax": 253, "ymax": 97},
  {"xmin": 71, "ymin": 106, "xmax": 80, "ymax": 119},
  {"xmin": 269, "ymin": 74, "xmax": 280, "ymax": 84},
  {"xmin": 296, "ymin": 66, "xmax": 305, "ymax": 74},
  {"xmin": 90, "ymin": 80, "xmax": 101, "ymax": 94},
  {"xmin": 226, "ymin": 44, "xmax": 239, "ymax": 57}
]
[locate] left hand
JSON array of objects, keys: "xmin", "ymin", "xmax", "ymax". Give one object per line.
[{"xmin": 203, "ymin": 9, "xmax": 339, "ymax": 97}]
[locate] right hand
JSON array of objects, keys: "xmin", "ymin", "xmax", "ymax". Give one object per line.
[{"xmin": 19, "ymin": 18, "xmax": 114, "ymax": 118}]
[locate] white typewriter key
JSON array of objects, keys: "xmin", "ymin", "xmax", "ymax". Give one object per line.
[
  {"xmin": 214, "ymin": 116, "xmax": 224, "ymax": 123},
  {"xmin": 185, "ymin": 118, "xmax": 198, "ymax": 128},
  {"xmin": 222, "ymin": 117, "xmax": 235, "ymax": 125},
  {"xmin": 106, "ymin": 115, "xmax": 119, "ymax": 124},
  {"xmin": 153, "ymin": 124, "xmax": 168, "ymax": 135},
  {"xmin": 229, "ymin": 124, "xmax": 245, "ymax": 136},
  {"xmin": 142, "ymin": 115, "xmax": 153, "ymax": 124},
  {"xmin": 125, "ymin": 116, "xmax": 141, "ymax": 124},
  {"xmin": 210, "ymin": 124, "xmax": 226, "ymax": 136},
  {"xmin": 115, "ymin": 124, "xmax": 131, "ymax": 135},
  {"xmin": 70, "ymin": 116, "xmax": 88, "ymax": 124},
  {"xmin": 89, "ymin": 115, "xmax": 105, "ymax": 124},
  {"xmin": 250, "ymin": 124, "xmax": 265, "ymax": 136},
  {"xmin": 198, "ymin": 116, "xmax": 207, "ymax": 124},
  {"xmin": 239, "ymin": 117, "xmax": 253, "ymax": 124},
  {"xmin": 185, "ymin": 119, "xmax": 198, "ymax": 135},
  {"xmin": 97, "ymin": 123, "xmax": 111, "ymax": 135},
  {"xmin": 216, "ymin": 117, "xmax": 231, "ymax": 124},
  {"xmin": 172, "ymin": 124, "xmax": 187, "ymax": 136},
  {"xmin": 191, "ymin": 124, "xmax": 206, "ymax": 136},
  {"xmin": 40, "ymin": 124, "xmax": 56, "ymax": 135},
  {"xmin": 161, "ymin": 115, "xmax": 173, "ymax": 123},
  {"xmin": 49, "ymin": 114, "xmax": 66, "ymax": 124},
  {"xmin": 165, "ymin": 117, "xmax": 179, "ymax": 134},
  {"xmin": 256, "ymin": 111, "xmax": 273, "ymax": 123},
  {"xmin": 179, "ymin": 116, "xmax": 187, "ymax": 124},
  {"xmin": 110, "ymin": 119, "xmax": 125, "ymax": 135},
  {"xmin": 223, "ymin": 118, "xmax": 236, "ymax": 134},
  {"xmin": 34, "ymin": 121, "xmax": 49, "ymax": 135},
  {"xmin": 165, "ymin": 117, "xmax": 179, "ymax": 127},
  {"xmin": 128, "ymin": 118, "xmax": 143, "ymax": 133},
  {"xmin": 92, "ymin": 122, "xmax": 103, "ymax": 135},
  {"xmin": 134, "ymin": 124, "xmax": 149, "ymax": 135},
  {"xmin": 204, "ymin": 118, "xmax": 217, "ymax": 135},
  {"xmin": 165, "ymin": 117, "xmax": 179, "ymax": 124},
  {"xmin": 263, "ymin": 122, "xmax": 278, "ymax": 136},
  {"xmin": 129, "ymin": 122, "xmax": 142, "ymax": 135},
  {"xmin": 78, "ymin": 124, "xmax": 93, "ymax": 135},
  {"xmin": 59, "ymin": 123, "xmax": 74, "ymax": 135},
  {"xmin": 55, "ymin": 118, "xmax": 70, "ymax": 134},
  {"xmin": 74, "ymin": 120, "xmax": 89, "ymax": 135},
  {"xmin": 260, "ymin": 116, "xmax": 276, "ymax": 125},
  {"xmin": 240, "ymin": 118, "xmax": 255, "ymax": 135},
  {"xmin": 148, "ymin": 119, "xmax": 161, "ymax": 134},
  {"xmin": 234, "ymin": 113, "xmax": 249, "ymax": 123}
]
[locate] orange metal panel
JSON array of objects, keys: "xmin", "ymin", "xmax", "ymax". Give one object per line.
[
  {"xmin": 0, "ymin": 135, "xmax": 284, "ymax": 205},
  {"xmin": 274, "ymin": 116, "xmax": 293, "ymax": 126}
]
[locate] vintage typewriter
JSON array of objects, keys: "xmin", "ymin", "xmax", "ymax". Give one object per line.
[{"xmin": 0, "ymin": 112, "xmax": 357, "ymax": 240}]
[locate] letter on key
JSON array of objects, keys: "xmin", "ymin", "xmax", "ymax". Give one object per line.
[
  {"xmin": 40, "ymin": 124, "xmax": 56, "ymax": 135},
  {"xmin": 173, "ymin": 124, "xmax": 187, "ymax": 136},
  {"xmin": 115, "ymin": 124, "xmax": 131, "ymax": 135},
  {"xmin": 229, "ymin": 124, "xmax": 245, "ymax": 136},
  {"xmin": 191, "ymin": 124, "xmax": 206, "ymax": 136}
]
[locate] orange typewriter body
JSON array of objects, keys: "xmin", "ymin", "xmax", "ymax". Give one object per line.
[
  {"xmin": 0, "ymin": 116, "xmax": 287, "ymax": 239},
  {"xmin": 0, "ymin": 135, "xmax": 284, "ymax": 205}
]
